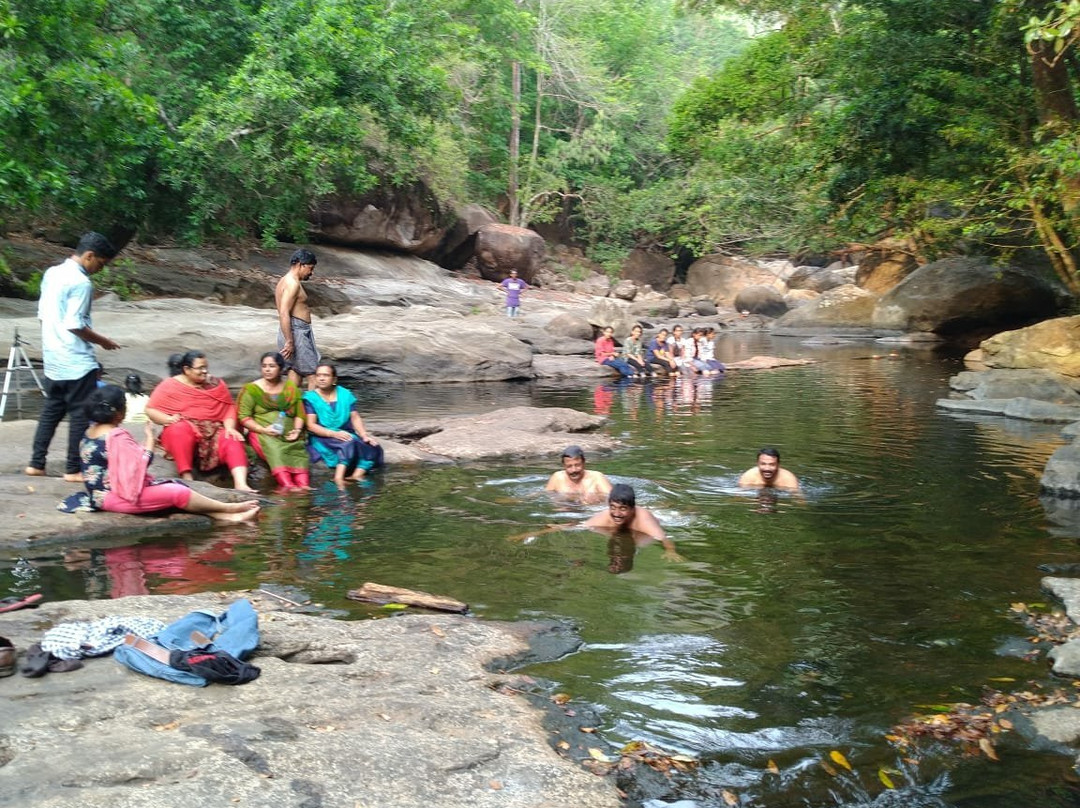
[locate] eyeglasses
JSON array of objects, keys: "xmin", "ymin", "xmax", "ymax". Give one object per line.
[{"xmin": 189, "ymin": 365, "xmax": 209, "ymax": 373}]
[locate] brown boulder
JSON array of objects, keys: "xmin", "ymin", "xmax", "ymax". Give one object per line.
[
  {"xmin": 979, "ymin": 315, "xmax": 1080, "ymax": 378},
  {"xmin": 855, "ymin": 240, "xmax": 920, "ymax": 293},
  {"xmin": 685, "ymin": 254, "xmax": 786, "ymax": 306},
  {"xmin": 620, "ymin": 248, "xmax": 675, "ymax": 292},
  {"xmin": 872, "ymin": 257, "xmax": 1064, "ymax": 335},
  {"xmin": 771, "ymin": 285, "xmax": 881, "ymax": 335},
  {"xmin": 474, "ymin": 224, "xmax": 545, "ymax": 284},
  {"xmin": 309, "ymin": 183, "xmax": 454, "ymax": 254},
  {"xmin": 734, "ymin": 285, "xmax": 788, "ymax": 317},
  {"xmin": 432, "ymin": 204, "xmax": 500, "ymax": 269}
]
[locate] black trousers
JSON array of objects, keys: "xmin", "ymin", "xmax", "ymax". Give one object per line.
[{"xmin": 29, "ymin": 369, "xmax": 98, "ymax": 474}]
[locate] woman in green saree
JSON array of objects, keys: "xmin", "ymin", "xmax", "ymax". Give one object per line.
[{"xmin": 237, "ymin": 352, "xmax": 310, "ymax": 490}]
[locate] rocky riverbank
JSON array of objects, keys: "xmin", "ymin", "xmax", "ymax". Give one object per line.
[{"xmin": 0, "ymin": 592, "xmax": 618, "ymax": 808}]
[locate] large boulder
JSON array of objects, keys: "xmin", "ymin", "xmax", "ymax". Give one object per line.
[
  {"xmin": 574, "ymin": 274, "xmax": 612, "ymax": 297},
  {"xmin": 979, "ymin": 315, "xmax": 1080, "ymax": 378},
  {"xmin": 871, "ymin": 257, "xmax": 1064, "ymax": 335},
  {"xmin": 771, "ymin": 285, "xmax": 881, "ymax": 335},
  {"xmin": 685, "ymin": 254, "xmax": 786, "ymax": 306},
  {"xmin": 587, "ymin": 298, "xmax": 635, "ymax": 338},
  {"xmin": 1042, "ymin": 443, "xmax": 1080, "ymax": 498},
  {"xmin": 734, "ymin": 285, "xmax": 788, "ymax": 317},
  {"xmin": 855, "ymin": 239, "xmax": 920, "ymax": 294},
  {"xmin": 786, "ymin": 266, "xmax": 847, "ymax": 293},
  {"xmin": 473, "ymin": 224, "xmax": 546, "ymax": 284},
  {"xmin": 413, "ymin": 406, "xmax": 613, "ymax": 459},
  {"xmin": 543, "ymin": 312, "xmax": 594, "ymax": 341},
  {"xmin": 432, "ymin": 204, "xmax": 500, "ymax": 269},
  {"xmin": 610, "ymin": 279, "xmax": 638, "ymax": 301},
  {"xmin": 309, "ymin": 183, "xmax": 454, "ymax": 254},
  {"xmin": 949, "ymin": 369, "xmax": 1080, "ymax": 403},
  {"xmin": 620, "ymin": 248, "xmax": 675, "ymax": 292}
]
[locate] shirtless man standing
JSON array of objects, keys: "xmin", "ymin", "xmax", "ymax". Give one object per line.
[
  {"xmin": 545, "ymin": 445, "xmax": 612, "ymax": 503},
  {"xmin": 738, "ymin": 447, "xmax": 800, "ymax": 491},
  {"xmin": 276, "ymin": 248, "xmax": 319, "ymax": 389}
]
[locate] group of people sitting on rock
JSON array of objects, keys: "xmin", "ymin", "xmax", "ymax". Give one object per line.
[
  {"xmin": 60, "ymin": 349, "xmax": 386, "ymax": 522},
  {"xmin": 595, "ymin": 323, "xmax": 725, "ymax": 379}
]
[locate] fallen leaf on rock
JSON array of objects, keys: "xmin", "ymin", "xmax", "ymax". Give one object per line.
[
  {"xmin": 429, "ymin": 667, "xmax": 440, "ymax": 675},
  {"xmin": 766, "ymin": 759, "xmax": 779, "ymax": 774},
  {"xmin": 878, "ymin": 768, "xmax": 896, "ymax": 789},
  {"xmin": 377, "ymin": 713, "xmax": 391, "ymax": 722},
  {"xmin": 722, "ymin": 789, "xmax": 738, "ymax": 805},
  {"xmin": 489, "ymin": 780, "xmax": 503, "ymax": 790},
  {"xmin": 557, "ymin": 741, "xmax": 570, "ymax": 750},
  {"xmin": 153, "ymin": 720, "xmax": 180, "ymax": 731},
  {"xmin": 580, "ymin": 727, "xmax": 595, "ymax": 733},
  {"xmin": 552, "ymin": 693, "xmax": 572, "ymax": 705},
  {"xmin": 820, "ymin": 760, "xmax": 838, "ymax": 777},
  {"xmin": 431, "ymin": 625, "xmax": 446, "ymax": 637},
  {"xmin": 589, "ymin": 748, "xmax": 613, "ymax": 763},
  {"xmin": 978, "ymin": 738, "xmax": 999, "ymax": 761}
]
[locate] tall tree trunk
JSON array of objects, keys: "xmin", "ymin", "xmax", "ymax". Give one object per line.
[
  {"xmin": 509, "ymin": 60, "xmax": 522, "ymax": 226},
  {"xmin": 1030, "ymin": 42, "xmax": 1080, "ymax": 219}
]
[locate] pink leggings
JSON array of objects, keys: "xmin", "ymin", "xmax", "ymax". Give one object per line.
[
  {"xmin": 103, "ymin": 483, "xmax": 193, "ymax": 514},
  {"xmin": 160, "ymin": 421, "xmax": 247, "ymax": 475}
]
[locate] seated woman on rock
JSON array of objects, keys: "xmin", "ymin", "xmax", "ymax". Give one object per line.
[
  {"xmin": 695, "ymin": 327, "xmax": 725, "ymax": 376},
  {"xmin": 303, "ymin": 363, "xmax": 385, "ymax": 485},
  {"xmin": 60, "ymin": 385, "xmax": 260, "ymax": 522},
  {"xmin": 593, "ymin": 326, "xmax": 635, "ymax": 378},
  {"xmin": 145, "ymin": 350, "xmax": 253, "ymax": 492},
  {"xmin": 237, "ymin": 352, "xmax": 310, "ymax": 490},
  {"xmin": 645, "ymin": 328, "xmax": 678, "ymax": 375}
]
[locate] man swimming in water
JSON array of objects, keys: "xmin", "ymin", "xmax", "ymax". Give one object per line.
[
  {"xmin": 545, "ymin": 445, "xmax": 612, "ymax": 503},
  {"xmin": 515, "ymin": 483, "xmax": 683, "ymax": 563},
  {"xmin": 738, "ymin": 447, "xmax": 800, "ymax": 492}
]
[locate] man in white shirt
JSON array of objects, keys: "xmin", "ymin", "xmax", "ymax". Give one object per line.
[{"xmin": 26, "ymin": 232, "xmax": 122, "ymax": 482}]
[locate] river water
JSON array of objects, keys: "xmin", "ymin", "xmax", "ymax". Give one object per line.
[{"xmin": 4, "ymin": 334, "xmax": 1079, "ymax": 807}]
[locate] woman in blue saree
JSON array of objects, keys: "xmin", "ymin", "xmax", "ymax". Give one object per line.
[{"xmin": 302, "ymin": 363, "xmax": 384, "ymax": 485}]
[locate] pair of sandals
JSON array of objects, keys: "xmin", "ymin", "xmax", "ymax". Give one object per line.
[{"xmin": 0, "ymin": 594, "xmax": 44, "ymax": 677}]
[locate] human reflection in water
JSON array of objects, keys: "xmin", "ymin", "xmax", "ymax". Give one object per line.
[
  {"xmin": 300, "ymin": 480, "xmax": 373, "ymax": 564},
  {"xmin": 607, "ymin": 532, "xmax": 637, "ymax": 574},
  {"xmin": 512, "ymin": 483, "xmax": 684, "ymax": 570},
  {"xmin": 753, "ymin": 487, "xmax": 780, "ymax": 514}
]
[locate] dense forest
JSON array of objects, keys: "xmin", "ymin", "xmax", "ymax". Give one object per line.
[{"xmin": 1, "ymin": 0, "xmax": 1078, "ymax": 290}]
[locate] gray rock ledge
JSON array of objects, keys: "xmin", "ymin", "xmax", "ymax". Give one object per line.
[{"xmin": 0, "ymin": 593, "xmax": 618, "ymax": 808}]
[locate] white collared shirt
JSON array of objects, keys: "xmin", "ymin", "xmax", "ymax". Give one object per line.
[{"xmin": 38, "ymin": 257, "xmax": 97, "ymax": 380}]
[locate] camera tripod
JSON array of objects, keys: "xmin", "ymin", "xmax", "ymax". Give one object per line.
[{"xmin": 0, "ymin": 327, "xmax": 46, "ymax": 419}]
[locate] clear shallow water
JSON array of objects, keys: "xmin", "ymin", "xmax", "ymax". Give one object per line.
[{"xmin": 4, "ymin": 334, "xmax": 1080, "ymax": 807}]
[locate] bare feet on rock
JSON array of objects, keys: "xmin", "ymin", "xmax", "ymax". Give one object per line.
[
  {"xmin": 24, "ymin": 467, "xmax": 46, "ymax": 477},
  {"xmin": 62, "ymin": 472, "xmax": 84, "ymax": 484},
  {"xmin": 209, "ymin": 501, "xmax": 261, "ymax": 522}
]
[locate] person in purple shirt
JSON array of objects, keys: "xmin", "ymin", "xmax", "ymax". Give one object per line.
[{"xmin": 499, "ymin": 269, "xmax": 529, "ymax": 318}]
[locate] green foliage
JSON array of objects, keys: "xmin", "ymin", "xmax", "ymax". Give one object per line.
[{"xmin": 95, "ymin": 258, "xmax": 142, "ymax": 300}]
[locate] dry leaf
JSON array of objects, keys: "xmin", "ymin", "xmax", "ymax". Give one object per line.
[
  {"xmin": 588, "ymin": 748, "xmax": 613, "ymax": 763},
  {"xmin": 552, "ymin": 693, "xmax": 572, "ymax": 705},
  {"xmin": 820, "ymin": 760, "xmax": 838, "ymax": 777},
  {"xmin": 431, "ymin": 625, "xmax": 446, "ymax": 638},
  {"xmin": 998, "ymin": 718, "xmax": 1013, "ymax": 730},
  {"xmin": 556, "ymin": 741, "xmax": 570, "ymax": 750},
  {"xmin": 377, "ymin": 713, "xmax": 391, "ymax": 722},
  {"xmin": 489, "ymin": 780, "xmax": 503, "ymax": 790},
  {"xmin": 878, "ymin": 768, "xmax": 896, "ymax": 789},
  {"xmin": 153, "ymin": 720, "xmax": 180, "ymax": 731},
  {"xmin": 721, "ymin": 789, "xmax": 738, "ymax": 806},
  {"xmin": 580, "ymin": 727, "xmax": 596, "ymax": 733},
  {"xmin": 978, "ymin": 738, "xmax": 999, "ymax": 760},
  {"xmin": 767, "ymin": 759, "xmax": 779, "ymax": 774}
]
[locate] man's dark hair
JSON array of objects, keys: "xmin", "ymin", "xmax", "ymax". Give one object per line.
[
  {"xmin": 76, "ymin": 232, "xmax": 118, "ymax": 260},
  {"xmin": 609, "ymin": 483, "xmax": 636, "ymax": 507},
  {"xmin": 758, "ymin": 447, "xmax": 781, "ymax": 462},
  {"xmin": 561, "ymin": 445, "xmax": 585, "ymax": 460},
  {"xmin": 290, "ymin": 248, "xmax": 317, "ymax": 266},
  {"xmin": 125, "ymin": 373, "xmax": 144, "ymax": 395},
  {"xmin": 86, "ymin": 384, "xmax": 126, "ymax": 423},
  {"xmin": 180, "ymin": 350, "xmax": 206, "ymax": 371}
]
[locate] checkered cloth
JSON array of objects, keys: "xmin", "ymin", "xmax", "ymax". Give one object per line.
[{"xmin": 41, "ymin": 616, "xmax": 168, "ymax": 660}]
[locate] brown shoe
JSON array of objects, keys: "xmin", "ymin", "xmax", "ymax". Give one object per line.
[{"xmin": 0, "ymin": 637, "xmax": 15, "ymax": 677}]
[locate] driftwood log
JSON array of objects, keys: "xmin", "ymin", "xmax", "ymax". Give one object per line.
[{"xmin": 347, "ymin": 582, "xmax": 468, "ymax": 614}]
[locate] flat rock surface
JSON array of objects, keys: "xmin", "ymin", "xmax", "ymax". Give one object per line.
[{"xmin": 0, "ymin": 594, "xmax": 617, "ymax": 808}]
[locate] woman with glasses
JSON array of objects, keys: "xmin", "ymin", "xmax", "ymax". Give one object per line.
[{"xmin": 144, "ymin": 350, "xmax": 254, "ymax": 492}]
